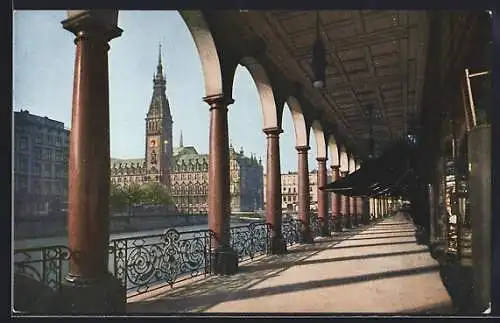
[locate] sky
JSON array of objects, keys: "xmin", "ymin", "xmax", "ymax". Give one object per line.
[{"xmin": 13, "ymin": 10, "xmax": 320, "ymax": 173}]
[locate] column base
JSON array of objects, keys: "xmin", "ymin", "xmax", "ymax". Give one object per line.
[
  {"xmin": 345, "ymin": 215, "xmax": 353, "ymax": 229},
  {"xmin": 333, "ymin": 217, "xmax": 343, "ymax": 232},
  {"xmin": 363, "ymin": 215, "xmax": 370, "ymax": 225},
  {"xmin": 352, "ymin": 215, "xmax": 358, "ymax": 226},
  {"xmin": 356, "ymin": 215, "xmax": 363, "ymax": 226},
  {"xmin": 320, "ymin": 219, "xmax": 330, "ymax": 237},
  {"xmin": 299, "ymin": 227, "xmax": 314, "ymax": 244},
  {"xmin": 56, "ymin": 272, "xmax": 126, "ymax": 314},
  {"xmin": 269, "ymin": 236, "xmax": 287, "ymax": 255},
  {"xmin": 211, "ymin": 246, "xmax": 239, "ymax": 275}
]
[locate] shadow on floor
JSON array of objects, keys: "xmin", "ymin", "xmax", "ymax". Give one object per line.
[
  {"xmin": 128, "ymin": 232, "xmax": 359, "ymax": 313},
  {"xmin": 240, "ymin": 248, "xmax": 429, "ymax": 273},
  {"xmin": 354, "ymin": 230, "xmax": 416, "ymax": 236},
  {"xmin": 325, "ymin": 240, "xmax": 417, "ymax": 251},
  {"xmin": 375, "ymin": 222, "xmax": 412, "ymax": 226},
  {"xmin": 332, "ymin": 234, "xmax": 415, "ymax": 242},
  {"xmin": 128, "ymin": 263, "xmax": 441, "ymax": 314}
]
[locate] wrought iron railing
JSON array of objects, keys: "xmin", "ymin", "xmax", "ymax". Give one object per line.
[
  {"xmin": 230, "ymin": 222, "xmax": 271, "ymax": 261},
  {"xmin": 310, "ymin": 213, "xmax": 321, "ymax": 237},
  {"xmin": 13, "ymin": 216, "xmax": 322, "ymax": 300},
  {"xmin": 13, "ymin": 245, "xmax": 71, "ymax": 291},
  {"xmin": 109, "ymin": 228, "xmax": 211, "ymax": 296},
  {"xmin": 281, "ymin": 218, "xmax": 301, "ymax": 246}
]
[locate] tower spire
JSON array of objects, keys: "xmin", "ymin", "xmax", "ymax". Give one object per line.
[
  {"xmin": 158, "ymin": 42, "xmax": 162, "ymax": 66},
  {"xmin": 180, "ymin": 130, "xmax": 183, "ymax": 147},
  {"xmin": 156, "ymin": 42, "xmax": 163, "ymax": 78}
]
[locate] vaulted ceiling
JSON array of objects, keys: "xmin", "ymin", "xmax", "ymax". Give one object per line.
[{"xmin": 208, "ymin": 10, "xmax": 431, "ymax": 158}]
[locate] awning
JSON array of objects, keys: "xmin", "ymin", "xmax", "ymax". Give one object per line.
[{"xmin": 320, "ymin": 139, "xmax": 416, "ymax": 197}]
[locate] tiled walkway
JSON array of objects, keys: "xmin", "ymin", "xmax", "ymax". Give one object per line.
[{"xmin": 127, "ymin": 213, "xmax": 453, "ymax": 314}]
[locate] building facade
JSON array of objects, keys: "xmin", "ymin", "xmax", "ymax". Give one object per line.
[
  {"xmin": 110, "ymin": 46, "xmax": 264, "ymax": 213},
  {"xmin": 263, "ymin": 170, "xmax": 332, "ymax": 213},
  {"xmin": 13, "ymin": 110, "xmax": 70, "ymax": 217}
]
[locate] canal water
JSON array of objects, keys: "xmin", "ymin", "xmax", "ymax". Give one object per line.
[{"xmin": 14, "ymin": 220, "xmax": 250, "ymax": 249}]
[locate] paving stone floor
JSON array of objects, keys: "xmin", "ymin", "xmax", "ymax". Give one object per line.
[{"xmin": 127, "ymin": 213, "xmax": 453, "ymax": 315}]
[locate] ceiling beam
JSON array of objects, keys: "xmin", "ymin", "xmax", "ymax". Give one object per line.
[
  {"xmin": 399, "ymin": 13, "xmax": 410, "ymax": 135},
  {"xmin": 260, "ymin": 11, "xmax": 358, "ymax": 147},
  {"xmin": 294, "ymin": 25, "xmax": 417, "ymax": 59},
  {"xmin": 321, "ymin": 73, "xmax": 403, "ymax": 92},
  {"xmin": 351, "ymin": 11, "xmax": 394, "ymax": 141},
  {"xmin": 316, "ymin": 16, "xmax": 371, "ymax": 131}
]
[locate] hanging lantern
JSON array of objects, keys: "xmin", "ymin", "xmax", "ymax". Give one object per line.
[{"xmin": 312, "ymin": 12, "xmax": 326, "ymax": 89}]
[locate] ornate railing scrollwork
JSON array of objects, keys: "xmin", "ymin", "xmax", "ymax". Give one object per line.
[
  {"xmin": 310, "ymin": 213, "xmax": 321, "ymax": 237},
  {"xmin": 14, "ymin": 220, "xmax": 281, "ymax": 300},
  {"xmin": 109, "ymin": 228, "xmax": 210, "ymax": 296},
  {"xmin": 281, "ymin": 217, "xmax": 301, "ymax": 246},
  {"xmin": 13, "ymin": 245, "xmax": 71, "ymax": 291},
  {"xmin": 230, "ymin": 222, "xmax": 270, "ymax": 261}
]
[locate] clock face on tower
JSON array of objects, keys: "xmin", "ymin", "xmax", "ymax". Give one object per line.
[{"xmin": 150, "ymin": 139, "xmax": 157, "ymax": 147}]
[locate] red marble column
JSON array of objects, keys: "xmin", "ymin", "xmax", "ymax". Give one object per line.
[
  {"xmin": 317, "ymin": 157, "xmax": 329, "ymax": 236},
  {"xmin": 204, "ymin": 94, "xmax": 238, "ymax": 274},
  {"xmin": 331, "ymin": 165, "xmax": 342, "ymax": 232},
  {"xmin": 297, "ymin": 146, "xmax": 313, "ymax": 243},
  {"xmin": 385, "ymin": 197, "xmax": 389, "ymax": 216},
  {"xmin": 264, "ymin": 127, "xmax": 286, "ymax": 254},
  {"xmin": 356, "ymin": 196, "xmax": 361, "ymax": 224},
  {"xmin": 351, "ymin": 195, "xmax": 357, "ymax": 226},
  {"xmin": 378, "ymin": 197, "xmax": 385, "ymax": 217},
  {"xmin": 340, "ymin": 171, "xmax": 350, "ymax": 229},
  {"xmin": 61, "ymin": 10, "xmax": 125, "ymax": 313}
]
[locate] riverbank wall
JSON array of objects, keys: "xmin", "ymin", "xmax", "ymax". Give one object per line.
[{"xmin": 13, "ymin": 214, "xmax": 209, "ymax": 240}]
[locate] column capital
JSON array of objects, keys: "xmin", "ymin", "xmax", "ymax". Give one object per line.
[
  {"xmin": 62, "ymin": 10, "xmax": 123, "ymax": 42},
  {"xmin": 331, "ymin": 165, "xmax": 340, "ymax": 170},
  {"xmin": 295, "ymin": 145, "xmax": 310, "ymax": 153},
  {"xmin": 203, "ymin": 94, "xmax": 234, "ymax": 110},
  {"xmin": 263, "ymin": 127, "xmax": 283, "ymax": 136},
  {"xmin": 316, "ymin": 157, "xmax": 327, "ymax": 163}
]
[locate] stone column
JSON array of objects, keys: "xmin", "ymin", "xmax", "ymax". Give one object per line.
[
  {"xmin": 331, "ymin": 165, "xmax": 342, "ymax": 232},
  {"xmin": 362, "ymin": 197, "xmax": 370, "ymax": 225},
  {"xmin": 204, "ymin": 94, "xmax": 238, "ymax": 275},
  {"xmin": 297, "ymin": 146, "xmax": 313, "ymax": 243},
  {"xmin": 351, "ymin": 195, "xmax": 357, "ymax": 226},
  {"xmin": 357, "ymin": 196, "xmax": 364, "ymax": 225},
  {"xmin": 317, "ymin": 157, "xmax": 329, "ymax": 236},
  {"xmin": 369, "ymin": 198, "xmax": 373, "ymax": 220},
  {"xmin": 61, "ymin": 10, "xmax": 125, "ymax": 313},
  {"xmin": 264, "ymin": 127, "xmax": 286, "ymax": 254},
  {"xmin": 385, "ymin": 197, "xmax": 389, "ymax": 217},
  {"xmin": 340, "ymin": 171, "xmax": 350, "ymax": 229},
  {"xmin": 382, "ymin": 198, "xmax": 386, "ymax": 217}
]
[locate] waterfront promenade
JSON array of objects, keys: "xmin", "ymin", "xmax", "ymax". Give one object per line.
[{"xmin": 127, "ymin": 214, "xmax": 453, "ymax": 314}]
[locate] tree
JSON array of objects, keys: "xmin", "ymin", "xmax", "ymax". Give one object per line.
[
  {"xmin": 123, "ymin": 183, "xmax": 144, "ymax": 209},
  {"xmin": 141, "ymin": 182, "xmax": 173, "ymax": 206},
  {"xmin": 110, "ymin": 183, "xmax": 127, "ymax": 212}
]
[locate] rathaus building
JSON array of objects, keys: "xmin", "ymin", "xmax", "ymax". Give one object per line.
[{"xmin": 110, "ymin": 46, "xmax": 264, "ymax": 213}]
